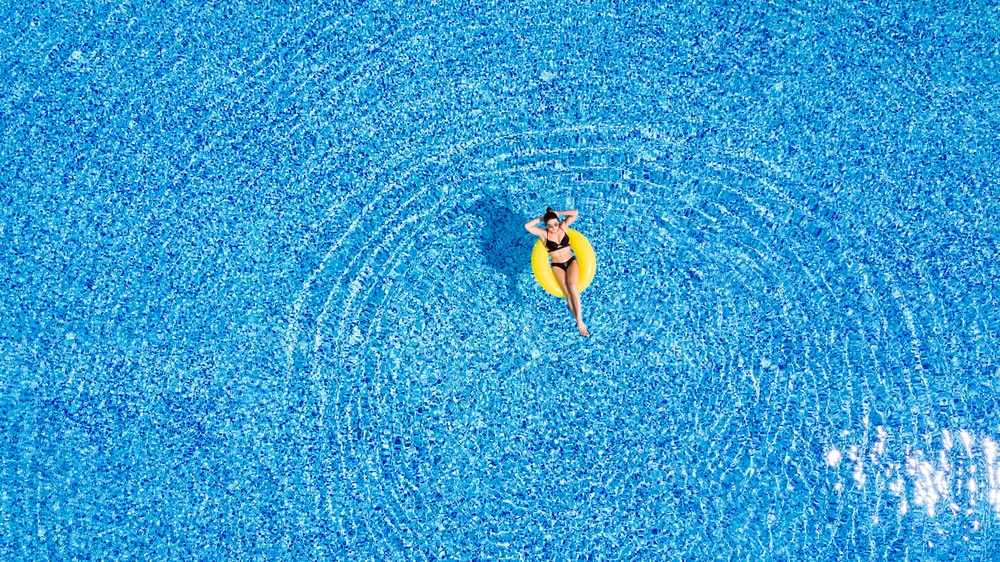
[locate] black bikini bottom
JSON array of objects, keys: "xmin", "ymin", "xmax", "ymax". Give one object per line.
[{"xmin": 551, "ymin": 255, "xmax": 577, "ymax": 271}]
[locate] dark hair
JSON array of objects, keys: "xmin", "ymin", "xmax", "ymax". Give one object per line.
[{"xmin": 543, "ymin": 207, "xmax": 559, "ymax": 224}]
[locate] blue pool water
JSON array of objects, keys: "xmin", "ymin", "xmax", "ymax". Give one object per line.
[{"xmin": 3, "ymin": 0, "xmax": 1000, "ymax": 559}]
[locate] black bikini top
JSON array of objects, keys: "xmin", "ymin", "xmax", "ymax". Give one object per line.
[{"xmin": 545, "ymin": 228, "xmax": 571, "ymax": 253}]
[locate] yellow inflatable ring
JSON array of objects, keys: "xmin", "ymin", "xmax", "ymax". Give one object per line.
[{"xmin": 531, "ymin": 228, "xmax": 596, "ymax": 298}]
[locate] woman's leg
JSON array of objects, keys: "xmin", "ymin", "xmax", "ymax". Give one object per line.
[
  {"xmin": 552, "ymin": 265, "xmax": 580, "ymax": 318},
  {"xmin": 551, "ymin": 265, "xmax": 568, "ymax": 297},
  {"xmin": 565, "ymin": 260, "xmax": 588, "ymax": 336}
]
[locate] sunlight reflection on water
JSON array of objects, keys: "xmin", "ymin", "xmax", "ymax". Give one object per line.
[{"xmin": 827, "ymin": 426, "xmax": 999, "ymax": 530}]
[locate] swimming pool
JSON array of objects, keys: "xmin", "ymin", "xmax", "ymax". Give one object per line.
[{"xmin": 3, "ymin": 0, "xmax": 999, "ymax": 559}]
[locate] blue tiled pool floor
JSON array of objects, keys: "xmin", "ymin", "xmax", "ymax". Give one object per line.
[{"xmin": 3, "ymin": 1, "xmax": 1000, "ymax": 559}]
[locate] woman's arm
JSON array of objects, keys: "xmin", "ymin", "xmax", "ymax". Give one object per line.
[
  {"xmin": 524, "ymin": 216, "xmax": 547, "ymax": 237},
  {"xmin": 558, "ymin": 209, "xmax": 579, "ymax": 228}
]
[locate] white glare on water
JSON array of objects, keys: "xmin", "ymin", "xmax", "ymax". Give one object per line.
[{"xmin": 826, "ymin": 429, "xmax": 1000, "ymax": 520}]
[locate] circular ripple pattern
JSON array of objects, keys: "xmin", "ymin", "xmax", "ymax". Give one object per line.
[
  {"xmin": 282, "ymin": 120, "xmax": 1000, "ymax": 557},
  {"xmin": 7, "ymin": 0, "xmax": 1000, "ymax": 559}
]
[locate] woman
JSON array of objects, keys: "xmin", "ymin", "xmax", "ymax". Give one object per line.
[{"xmin": 524, "ymin": 207, "xmax": 589, "ymax": 336}]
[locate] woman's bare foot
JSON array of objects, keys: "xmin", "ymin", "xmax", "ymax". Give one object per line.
[{"xmin": 577, "ymin": 321, "xmax": 589, "ymax": 336}]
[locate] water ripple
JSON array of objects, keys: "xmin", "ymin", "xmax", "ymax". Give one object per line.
[{"xmin": 272, "ymin": 119, "xmax": 997, "ymax": 555}]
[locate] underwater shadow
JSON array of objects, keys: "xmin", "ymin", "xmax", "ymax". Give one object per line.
[{"xmin": 467, "ymin": 191, "xmax": 536, "ymax": 305}]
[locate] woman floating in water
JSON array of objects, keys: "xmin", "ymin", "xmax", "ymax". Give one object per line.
[{"xmin": 524, "ymin": 207, "xmax": 589, "ymax": 336}]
